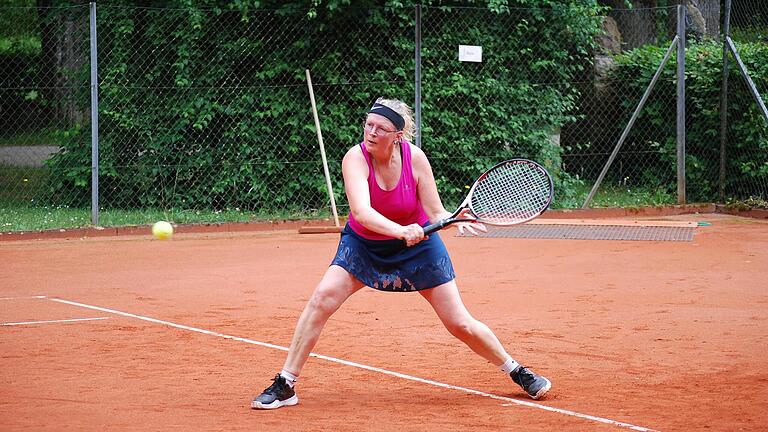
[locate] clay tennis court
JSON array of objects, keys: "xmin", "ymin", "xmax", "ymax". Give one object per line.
[{"xmin": 2, "ymin": 212, "xmax": 767, "ymax": 431}]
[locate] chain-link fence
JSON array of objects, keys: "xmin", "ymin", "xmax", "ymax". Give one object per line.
[
  {"xmin": 1, "ymin": 1, "xmax": 766, "ymax": 231},
  {"xmin": 92, "ymin": 6, "xmax": 322, "ymax": 215},
  {"xmin": 566, "ymin": 5, "xmax": 682, "ymax": 207},
  {"xmin": 722, "ymin": 0, "xmax": 768, "ymax": 201},
  {"xmin": 0, "ymin": 4, "xmax": 90, "ymax": 219}
]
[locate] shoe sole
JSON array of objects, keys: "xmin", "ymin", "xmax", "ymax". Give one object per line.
[
  {"xmin": 251, "ymin": 395, "xmax": 299, "ymax": 410},
  {"xmin": 530, "ymin": 378, "xmax": 552, "ymax": 400}
]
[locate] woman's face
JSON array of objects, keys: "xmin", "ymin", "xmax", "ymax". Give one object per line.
[{"xmin": 363, "ymin": 114, "xmax": 399, "ymax": 149}]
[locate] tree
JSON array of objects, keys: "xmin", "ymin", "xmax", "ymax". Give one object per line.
[
  {"xmin": 602, "ymin": 0, "xmax": 658, "ymax": 50},
  {"xmin": 599, "ymin": 0, "xmax": 721, "ymax": 52},
  {"xmin": 36, "ymin": 0, "xmax": 88, "ymax": 126}
]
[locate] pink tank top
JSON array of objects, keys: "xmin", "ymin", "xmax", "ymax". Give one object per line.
[{"xmin": 347, "ymin": 141, "xmax": 430, "ymax": 240}]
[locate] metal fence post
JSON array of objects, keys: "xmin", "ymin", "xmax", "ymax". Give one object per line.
[
  {"xmin": 676, "ymin": 4, "xmax": 686, "ymax": 205},
  {"xmin": 725, "ymin": 37, "xmax": 768, "ymax": 123},
  {"xmin": 89, "ymin": 2, "xmax": 100, "ymax": 225},
  {"xmin": 719, "ymin": 0, "xmax": 731, "ymax": 203},
  {"xmin": 414, "ymin": 4, "xmax": 422, "ymax": 148}
]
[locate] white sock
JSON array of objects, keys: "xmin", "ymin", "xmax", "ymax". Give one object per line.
[
  {"xmin": 499, "ymin": 357, "xmax": 520, "ymax": 375},
  {"xmin": 280, "ymin": 370, "xmax": 298, "ymax": 388}
]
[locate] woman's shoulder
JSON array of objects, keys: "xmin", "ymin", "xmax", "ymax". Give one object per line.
[
  {"xmin": 343, "ymin": 143, "xmax": 364, "ymax": 161},
  {"xmin": 406, "ymin": 142, "xmax": 428, "ymax": 165},
  {"xmin": 406, "ymin": 141, "xmax": 425, "ymax": 155},
  {"xmin": 342, "ymin": 143, "xmax": 368, "ymax": 174}
]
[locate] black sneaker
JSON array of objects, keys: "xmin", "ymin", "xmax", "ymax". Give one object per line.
[
  {"xmin": 510, "ymin": 366, "xmax": 551, "ymax": 400},
  {"xmin": 251, "ymin": 374, "xmax": 299, "ymax": 409}
]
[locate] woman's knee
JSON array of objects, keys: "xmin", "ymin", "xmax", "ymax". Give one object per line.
[
  {"xmin": 306, "ymin": 266, "xmax": 361, "ymax": 316},
  {"xmin": 443, "ymin": 317, "xmax": 477, "ymax": 340},
  {"xmin": 307, "ymin": 286, "xmax": 346, "ymax": 316}
]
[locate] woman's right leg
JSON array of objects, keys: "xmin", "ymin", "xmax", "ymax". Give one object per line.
[
  {"xmin": 281, "ymin": 264, "xmax": 365, "ymax": 376},
  {"xmin": 252, "ymin": 265, "xmax": 364, "ymax": 409}
]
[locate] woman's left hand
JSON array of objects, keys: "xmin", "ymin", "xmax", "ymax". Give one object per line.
[
  {"xmin": 455, "ymin": 209, "xmax": 487, "ymax": 237},
  {"xmin": 456, "ymin": 221, "xmax": 487, "ymax": 236}
]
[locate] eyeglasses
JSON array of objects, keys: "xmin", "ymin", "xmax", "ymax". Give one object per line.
[{"xmin": 363, "ymin": 122, "xmax": 397, "ymax": 135}]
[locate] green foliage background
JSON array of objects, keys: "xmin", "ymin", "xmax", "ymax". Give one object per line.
[
  {"xmin": 39, "ymin": 0, "xmax": 604, "ymax": 212},
  {"xmin": 610, "ymin": 39, "xmax": 768, "ymax": 202},
  {"xmin": 0, "ymin": 0, "xmax": 44, "ymax": 136}
]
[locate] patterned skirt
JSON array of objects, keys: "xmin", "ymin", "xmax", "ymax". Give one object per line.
[{"xmin": 330, "ymin": 223, "xmax": 455, "ymax": 292}]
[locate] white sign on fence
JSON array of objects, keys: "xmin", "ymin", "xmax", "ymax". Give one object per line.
[{"xmin": 458, "ymin": 45, "xmax": 482, "ymax": 63}]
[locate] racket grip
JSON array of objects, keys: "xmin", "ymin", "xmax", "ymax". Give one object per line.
[
  {"xmin": 422, "ymin": 220, "xmax": 449, "ymax": 236},
  {"xmin": 401, "ymin": 220, "xmax": 449, "ymax": 247}
]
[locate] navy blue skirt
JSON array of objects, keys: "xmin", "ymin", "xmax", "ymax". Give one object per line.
[{"xmin": 331, "ymin": 223, "xmax": 455, "ymax": 292}]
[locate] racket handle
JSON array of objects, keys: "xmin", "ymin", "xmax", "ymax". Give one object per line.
[
  {"xmin": 401, "ymin": 219, "xmax": 452, "ymax": 247},
  {"xmin": 422, "ymin": 219, "xmax": 450, "ymax": 236}
]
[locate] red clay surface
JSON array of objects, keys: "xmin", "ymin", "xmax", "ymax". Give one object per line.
[{"xmin": 1, "ymin": 212, "xmax": 767, "ymax": 431}]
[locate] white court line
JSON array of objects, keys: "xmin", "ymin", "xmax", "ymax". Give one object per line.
[
  {"xmin": 0, "ymin": 295, "xmax": 47, "ymax": 300},
  {"xmin": 48, "ymin": 297, "xmax": 658, "ymax": 432},
  {"xmin": 2, "ymin": 317, "xmax": 109, "ymax": 326}
]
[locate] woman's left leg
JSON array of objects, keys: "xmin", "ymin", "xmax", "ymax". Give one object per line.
[
  {"xmin": 419, "ymin": 280, "xmax": 552, "ymax": 400},
  {"xmin": 418, "ymin": 280, "xmax": 507, "ymax": 365}
]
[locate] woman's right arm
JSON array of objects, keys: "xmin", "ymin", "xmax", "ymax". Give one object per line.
[{"xmin": 342, "ymin": 147, "xmax": 418, "ymax": 241}]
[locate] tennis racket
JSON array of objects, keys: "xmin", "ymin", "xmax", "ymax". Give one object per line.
[{"xmin": 424, "ymin": 158, "xmax": 554, "ymax": 236}]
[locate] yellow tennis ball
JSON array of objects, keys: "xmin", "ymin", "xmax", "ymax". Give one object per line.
[{"xmin": 152, "ymin": 221, "xmax": 173, "ymax": 240}]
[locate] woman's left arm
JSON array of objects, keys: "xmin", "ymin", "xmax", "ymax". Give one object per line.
[
  {"xmin": 411, "ymin": 145, "xmax": 450, "ymax": 223},
  {"xmin": 412, "ymin": 145, "xmax": 486, "ymax": 236}
]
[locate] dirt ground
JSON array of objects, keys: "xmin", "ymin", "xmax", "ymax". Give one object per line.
[{"xmin": 1, "ymin": 213, "xmax": 767, "ymax": 431}]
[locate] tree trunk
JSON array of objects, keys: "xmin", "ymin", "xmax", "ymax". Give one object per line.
[
  {"xmin": 665, "ymin": 0, "xmax": 721, "ymax": 42},
  {"xmin": 36, "ymin": 0, "xmax": 58, "ymax": 125},
  {"xmin": 36, "ymin": 0, "xmax": 88, "ymax": 127},
  {"xmin": 692, "ymin": 0, "xmax": 720, "ymax": 39},
  {"xmin": 604, "ymin": 0, "xmax": 658, "ymax": 50}
]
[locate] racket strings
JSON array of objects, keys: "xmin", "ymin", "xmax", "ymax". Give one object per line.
[{"xmin": 470, "ymin": 163, "xmax": 552, "ymax": 224}]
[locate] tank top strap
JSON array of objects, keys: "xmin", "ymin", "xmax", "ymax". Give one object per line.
[
  {"xmin": 359, "ymin": 142, "xmax": 376, "ymax": 186},
  {"xmin": 359, "ymin": 140, "xmax": 414, "ymax": 188},
  {"xmin": 400, "ymin": 140, "xmax": 414, "ymax": 185}
]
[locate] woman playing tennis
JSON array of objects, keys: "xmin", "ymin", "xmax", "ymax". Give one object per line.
[{"xmin": 252, "ymin": 97, "xmax": 551, "ymax": 409}]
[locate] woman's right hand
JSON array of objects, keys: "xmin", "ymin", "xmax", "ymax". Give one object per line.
[{"xmin": 401, "ymin": 223, "xmax": 425, "ymax": 247}]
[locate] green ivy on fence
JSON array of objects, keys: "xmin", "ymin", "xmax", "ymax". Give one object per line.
[
  {"xmin": 43, "ymin": 1, "xmax": 604, "ymax": 212},
  {"xmin": 610, "ymin": 39, "xmax": 768, "ymax": 202}
]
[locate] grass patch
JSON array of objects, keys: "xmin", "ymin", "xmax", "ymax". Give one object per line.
[
  {"xmin": 1, "ymin": 164, "xmax": 340, "ymax": 232},
  {"xmin": 0, "ymin": 165, "xmax": 49, "ymax": 203},
  {"xmin": 0, "ymin": 205, "xmax": 336, "ymax": 232},
  {"xmin": 99, "ymin": 207, "xmax": 333, "ymax": 226},
  {"xmin": 553, "ymin": 183, "xmax": 677, "ymax": 209},
  {"xmin": 0, "ymin": 206, "xmax": 90, "ymax": 232},
  {"xmin": 723, "ymin": 196, "xmax": 768, "ymax": 210}
]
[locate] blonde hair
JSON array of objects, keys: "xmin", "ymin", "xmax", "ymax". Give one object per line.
[{"xmin": 374, "ymin": 97, "xmax": 415, "ymax": 142}]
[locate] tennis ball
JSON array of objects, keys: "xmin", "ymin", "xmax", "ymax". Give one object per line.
[{"xmin": 152, "ymin": 221, "xmax": 174, "ymax": 240}]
